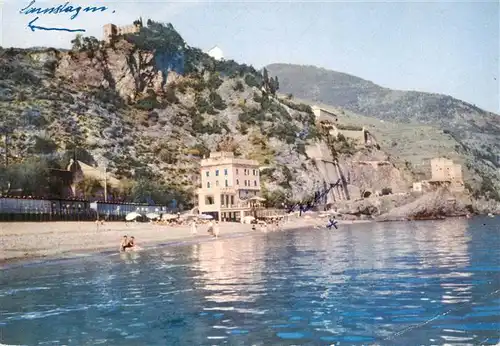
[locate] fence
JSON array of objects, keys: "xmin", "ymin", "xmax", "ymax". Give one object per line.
[{"xmin": 0, "ymin": 197, "xmax": 173, "ymax": 222}]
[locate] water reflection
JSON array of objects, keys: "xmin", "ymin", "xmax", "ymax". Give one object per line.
[
  {"xmin": 194, "ymin": 237, "xmax": 266, "ymax": 305},
  {"xmin": 1, "ymin": 217, "xmax": 499, "ymax": 345}
]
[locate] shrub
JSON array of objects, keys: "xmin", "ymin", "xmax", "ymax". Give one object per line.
[
  {"xmin": 381, "ymin": 187, "xmax": 392, "ymax": 196},
  {"xmin": 280, "ymin": 99, "xmax": 313, "ymax": 114},
  {"xmin": 233, "ymin": 80, "xmax": 244, "ymax": 92},
  {"xmin": 207, "ymin": 73, "xmax": 223, "ymax": 90},
  {"xmin": 31, "ymin": 136, "xmax": 58, "ymax": 154},
  {"xmin": 244, "ymin": 74, "xmax": 260, "ymax": 88},
  {"xmin": 195, "ymin": 95, "xmax": 215, "ymax": 114},
  {"xmin": 190, "ymin": 144, "xmax": 210, "ymax": 158},
  {"xmin": 209, "ymin": 91, "xmax": 227, "ymax": 110},
  {"xmin": 336, "ymin": 124, "xmax": 363, "ymax": 131},
  {"xmin": 165, "ymin": 86, "xmax": 179, "ymax": 104},
  {"xmin": 253, "ymin": 92, "xmax": 262, "ymax": 103}
]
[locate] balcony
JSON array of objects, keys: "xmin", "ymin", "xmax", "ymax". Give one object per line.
[
  {"xmin": 220, "ymin": 203, "xmax": 250, "ymax": 210},
  {"xmin": 197, "ymin": 187, "xmax": 237, "ymax": 194}
]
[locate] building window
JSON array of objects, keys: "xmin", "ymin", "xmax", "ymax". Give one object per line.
[
  {"xmin": 236, "ymin": 169, "xmax": 239, "ymax": 175},
  {"xmin": 224, "ymin": 169, "xmax": 228, "ymax": 176},
  {"xmin": 216, "ymin": 170, "xmax": 219, "ymax": 176},
  {"xmin": 216, "ymin": 181, "xmax": 219, "ymax": 186},
  {"xmin": 207, "ymin": 182, "xmax": 210, "ymax": 188},
  {"xmin": 236, "ymin": 179, "xmax": 239, "ymax": 185},
  {"xmin": 254, "ymin": 180, "xmax": 257, "ymax": 186},
  {"xmin": 253, "ymin": 169, "xmax": 256, "ymax": 175},
  {"xmin": 244, "ymin": 169, "xmax": 247, "ymax": 175},
  {"xmin": 205, "ymin": 196, "xmax": 214, "ymax": 205},
  {"xmin": 231, "ymin": 196, "xmax": 234, "ymax": 205},
  {"xmin": 206, "ymin": 171, "xmax": 209, "ymax": 177},
  {"xmin": 225, "ymin": 180, "xmax": 228, "ymax": 187},
  {"xmin": 244, "ymin": 180, "xmax": 247, "ymax": 186}
]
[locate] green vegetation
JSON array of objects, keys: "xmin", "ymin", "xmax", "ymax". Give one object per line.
[
  {"xmin": 381, "ymin": 187, "xmax": 393, "ymax": 196},
  {"xmin": 125, "ymin": 20, "xmax": 185, "ymax": 53},
  {"xmin": 336, "ymin": 124, "xmax": 363, "ymax": 131}
]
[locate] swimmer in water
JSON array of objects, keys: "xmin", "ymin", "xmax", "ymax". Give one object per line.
[
  {"xmin": 120, "ymin": 235, "xmax": 137, "ymax": 252},
  {"xmin": 120, "ymin": 235, "xmax": 130, "ymax": 252}
]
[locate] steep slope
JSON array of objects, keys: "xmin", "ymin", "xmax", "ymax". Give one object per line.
[
  {"xmin": 266, "ymin": 63, "xmax": 500, "ymax": 199},
  {"xmin": 0, "ymin": 21, "xmax": 413, "ymax": 209}
]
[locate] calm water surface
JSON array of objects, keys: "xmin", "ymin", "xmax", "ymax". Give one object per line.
[{"xmin": 1, "ymin": 217, "xmax": 499, "ymax": 345}]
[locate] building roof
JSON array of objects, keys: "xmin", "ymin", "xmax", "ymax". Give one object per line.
[
  {"xmin": 67, "ymin": 159, "xmax": 121, "ymax": 188},
  {"xmin": 207, "ymin": 46, "xmax": 224, "ymax": 60}
]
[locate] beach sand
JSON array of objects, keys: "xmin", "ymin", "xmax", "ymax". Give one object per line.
[{"xmin": 0, "ymin": 216, "xmax": 371, "ymax": 264}]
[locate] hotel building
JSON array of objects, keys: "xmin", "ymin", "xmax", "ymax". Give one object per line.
[{"xmin": 197, "ymin": 152, "xmax": 261, "ymax": 222}]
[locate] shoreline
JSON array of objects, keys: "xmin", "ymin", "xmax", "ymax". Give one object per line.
[{"xmin": 0, "ymin": 218, "xmax": 371, "ymax": 267}]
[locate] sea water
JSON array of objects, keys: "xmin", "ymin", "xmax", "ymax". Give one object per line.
[{"xmin": 1, "ymin": 217, "xmax": 499, "ymax": 345}]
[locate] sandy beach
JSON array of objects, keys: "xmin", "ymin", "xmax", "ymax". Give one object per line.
[{"xmin": 0, "ymin": 216, "xmax": 371, "ymax": 264}]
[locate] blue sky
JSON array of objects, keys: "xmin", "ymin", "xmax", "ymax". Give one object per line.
[{"xmin": 2, "ymin": 0, "xmax": 499, "ymax": 113}]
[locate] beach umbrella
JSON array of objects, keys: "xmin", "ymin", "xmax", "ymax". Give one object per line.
[
  {"xmin": 126, "ymin": 212, "xmax": 141, "ymax": 221},
  {"xmin": 180, "ymin": 213, "xmax": 197, "ymax": 219},
  {"xmin": 162, "ymin": 214, "xmax": 178, "ymax": 220},
  {"xmin": 146, "ymin": 213, "xmax": 160, "ymax": 220},
  {"xmin": 242, "ymin": 216, "xmax": 255, "ymax": 224},
  {"xmin": 198, "ymin": 214, "xmax": 213, "ymax": 220},
  {"xmin": 248, "ymin": 196, "xmax": 266, "ymax": 202}
]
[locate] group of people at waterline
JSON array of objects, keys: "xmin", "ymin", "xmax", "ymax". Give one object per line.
[{"xmin": 118, "ymin": 216, "xmax": 338, "ymax": 252}]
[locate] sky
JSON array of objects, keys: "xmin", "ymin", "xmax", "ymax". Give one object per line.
[{"xmin": 1, "ymin": 0, "xmax": 499, "ymax": 114}]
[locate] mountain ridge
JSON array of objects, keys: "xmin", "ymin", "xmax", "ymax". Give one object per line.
[
  {"xmin": 266, "ymin": 63, "xmax": 500, "ymax": 200},
  {"xmin": 267, "ymin": 63, "xmax": 498, "ymax": 115}
]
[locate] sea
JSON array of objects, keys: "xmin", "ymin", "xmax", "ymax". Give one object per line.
[{"xmin": 1, "ymin": 217, "xmax": 499, "ymax": 345}]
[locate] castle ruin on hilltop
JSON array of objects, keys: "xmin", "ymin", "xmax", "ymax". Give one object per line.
[{"xmin": 103, "ymin": 18, "xmax": 143, "ymax": 43}]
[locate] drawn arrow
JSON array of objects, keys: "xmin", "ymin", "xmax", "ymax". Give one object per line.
[{"xmin": 28, "ymin": 17, "xmax": 86, "ymax": 33}]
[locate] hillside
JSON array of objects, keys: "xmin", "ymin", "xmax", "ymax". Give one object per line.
[
  {"xmin": 266, "ymin": 63, "xmax": 500, "ymax": 200},
  {"xmin": 0, "ymin": 21, "xmax": 415, "ymax": 209}
]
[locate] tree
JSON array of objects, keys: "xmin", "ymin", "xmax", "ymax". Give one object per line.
[
  {"xmin": 71, "ymin": 34, "xmax": 83, "ymax": 51},
  {"xmin": 31, "ymin": 135, "xmax": 58, "ymax": 155},
  {"xmin": 263, "ymin": 68, "xmax": 269, "ymax": 83},
  {"xmin": 76, "ymin": 176, "xmax": 103, "ymax": 199},
  {"xmin": 3, "ymin": 158, "xmax": 51, "ymax": 196}
]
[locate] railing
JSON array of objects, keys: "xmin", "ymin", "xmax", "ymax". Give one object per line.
[{"xmin": 220, "ymin": 203, "xmax": 250, "ymax": 209}]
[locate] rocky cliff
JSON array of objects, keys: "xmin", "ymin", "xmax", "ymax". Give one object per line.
[
  {"xmin": 0, "ymin": 21, "xmax": 487, "ymax": 215},
  {"xmin": 266, "ymin": 63, "xmax": 500, "ymax": 201},
  {"xmin": 0, "ymin": 21, "xmax": 416, "ymax": 208}
]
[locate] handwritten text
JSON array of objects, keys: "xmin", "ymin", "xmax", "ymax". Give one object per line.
[{"xmin": 19, "ymin": 0, "xmax": 115, "ymax": 32}]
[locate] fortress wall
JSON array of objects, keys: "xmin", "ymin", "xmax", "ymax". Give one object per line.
[{"xmin": 337, "ymin": 129, "xmax": 365, "ymax": 142}]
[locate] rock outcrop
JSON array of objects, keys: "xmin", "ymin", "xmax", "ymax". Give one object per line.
[
  {"xmin": 55, "ymin": 40, "xmax": 165, "ymax": 101},
  {"xmin": 375, "ymin": 188, "xmax": 473, "ymax": 221}
]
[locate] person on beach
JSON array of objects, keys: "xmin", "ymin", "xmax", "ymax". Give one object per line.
[
  {"xmin": 207, "ymin": 220, "xmax": 214, "ymax": 236},
  {"xmin": 190, "ymin": 219, "xmax": 198, "ymax": 235},
  {"xmin": 213, "ymin": 221, "xmax": 220, "ymax": 238}
]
